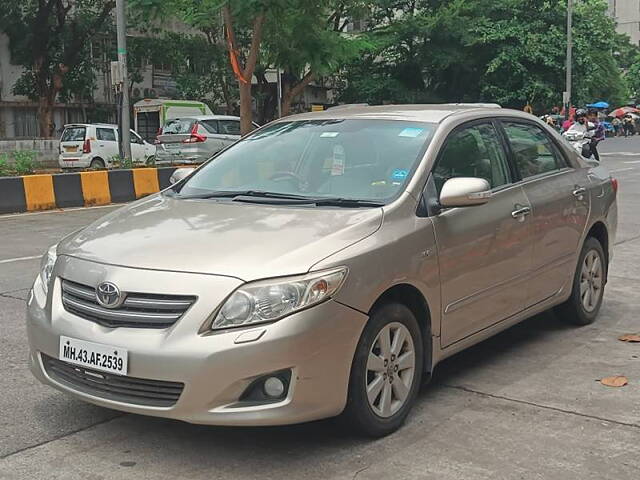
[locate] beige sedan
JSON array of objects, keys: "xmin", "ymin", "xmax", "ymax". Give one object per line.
[{"xmin": 27, "ymin": 105, "xmax": 617, "ymax": 437}]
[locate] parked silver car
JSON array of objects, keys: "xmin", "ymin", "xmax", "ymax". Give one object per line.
[
  {"xmin": 27, "ymin": 105, "xmax": 617, "ymax": 437},
  {"xmin": 155, "ymin": 115, "xmax": 256, "ymax": 165}
]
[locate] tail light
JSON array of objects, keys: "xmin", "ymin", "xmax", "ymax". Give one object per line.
[
  {"xmin": 182, "ymin": 123, "xmax": 206, "ymax": 143},
  {"xmin": 82, "ymin": 138, "xmax": 91, "ymax": 153},
  {"xmin": 155, "ymin": 127, "xmax": 162, "ymax": 144},
  {"xmin": 611, "ymin": 177, "xmax": 618, "ymax": 194}
]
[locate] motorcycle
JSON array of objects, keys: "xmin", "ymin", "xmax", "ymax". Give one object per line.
[{"xmin": 562, "ymin": 123, "xmax": 596, "ymax": 160}]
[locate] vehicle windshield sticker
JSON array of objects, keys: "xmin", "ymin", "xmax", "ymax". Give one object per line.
[
  {"xmin": 398, "ymin": 127, "xmax": 424, "ymax": 138},
  {"xmin": 391, "ymin": 169, "xmax": 409, "ymax": 181},
  {"xmin": 320, "ymin": 132, "xmax": 340, "ymax": 138},
  {"xmin": 331, "ymin": 145, "xmax": 346, "ymax": 176}
]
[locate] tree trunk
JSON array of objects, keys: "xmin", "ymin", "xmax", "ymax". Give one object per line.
[
  {"xmin": 37, "ymin": 97, "xmax": 55, "ymax": 138},
  {"xmin": 281, "ymin": 71, "xmax": 315, "ymax": 116},
  {"xmin": 239, "ymin": 82, "xmax": 253, "ymax": 135}
]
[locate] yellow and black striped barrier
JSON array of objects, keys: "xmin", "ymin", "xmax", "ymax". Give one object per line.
[{"xmin": 0, "ymin": 167, "xmax": 178, "ymax": 214}]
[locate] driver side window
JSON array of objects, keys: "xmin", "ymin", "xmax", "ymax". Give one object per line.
[{"xmin": 434, "ymin": 122, "xmax": 512, "ymax": 194}]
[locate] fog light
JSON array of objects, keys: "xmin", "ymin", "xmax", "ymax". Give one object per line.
[{"xmin": 263, "ymin": 376, "xmax": 285, "ymax": 398}]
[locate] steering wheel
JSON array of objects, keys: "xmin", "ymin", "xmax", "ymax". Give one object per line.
[{"xmin": 269, "ymin": 171, "xmax": 304, "ymax": 190}]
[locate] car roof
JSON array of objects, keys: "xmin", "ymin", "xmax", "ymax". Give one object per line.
[
  {"xmin": 283, "ymin": 104, "xmax": 516, "ymax": 124},
  {"xmin": 63, "ymin": 123, "xmax": 117, "ymax": 128}
]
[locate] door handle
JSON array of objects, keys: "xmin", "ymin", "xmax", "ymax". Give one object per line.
[
  {"xmin": 572, "ymin": 187, "xmax": 587, "ymax": 199},
  {"xmin": 511, "ymin": 206, "xmax": 531, "ymax": 219}
]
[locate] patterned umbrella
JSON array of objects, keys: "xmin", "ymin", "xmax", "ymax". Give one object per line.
[{"xmin": 611, "ymin": 106, "xmax": 640, "ymax": 117}]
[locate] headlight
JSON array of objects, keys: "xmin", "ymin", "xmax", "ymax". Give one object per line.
[
  {"xmin": 39, "ymin": 244, "xmax": 58, "ymax": 294},
  {"xmin": 209, "ymin": 267, "xmax": 348, "ymax": 331}
]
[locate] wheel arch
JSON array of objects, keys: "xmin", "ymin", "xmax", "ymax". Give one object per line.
[
  {"xmin": 369, "ymin": 283, "xmax": 433, "ymax": 378},
  {"xmin": 586, "ymin": 221, "xmax": 609, "ymax": 273}
]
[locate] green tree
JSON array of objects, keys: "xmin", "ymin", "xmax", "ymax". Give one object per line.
[{"xmin": 0, "ymin": 0, "xmax": 115, "ymax": 137}]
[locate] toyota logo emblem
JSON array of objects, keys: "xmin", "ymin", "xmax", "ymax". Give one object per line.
[{"xmin": 96, "ymin": 282, "xmax": 123, "ymax": 309}]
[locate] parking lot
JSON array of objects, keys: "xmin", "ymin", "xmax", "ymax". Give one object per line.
[{"xmin": 1, "ymin": 136, "xmax": 639, "ymax": 479}]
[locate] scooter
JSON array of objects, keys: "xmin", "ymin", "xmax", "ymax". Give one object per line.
[{"xmin": 562, "ymin": 124, "xmax": 596, "ymax": 160}]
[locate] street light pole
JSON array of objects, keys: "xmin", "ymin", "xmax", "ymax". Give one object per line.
[
  {"xmin": 116, "ymin": 0, "xmax": 132, "ymax": 161},
  {"xmin": 565, "ymin": 0, "xmax": 573, "ymax": 120}
]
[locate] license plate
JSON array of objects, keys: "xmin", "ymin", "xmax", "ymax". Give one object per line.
[
  {"xmin": 64, "ymin": 146, "xmax": 78, "ymax": 152},
  {"xmin": 59, "ymin": 336, "xmax": 128, "ymax": 375}
]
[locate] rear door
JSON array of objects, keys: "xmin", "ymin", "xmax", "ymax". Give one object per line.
[
  {"xmin": 430, "ymin": 121, "xmax": 534, "ymax": 347},
  {"xmin": 59, "ymin": 126, "xmax": 86, "ymax": 160},
  {"xmin": 500, "ymin": 120, "xmax": 590, "ymax": 307},
  {"xmin": 95, "ymin": 127, "xmax": 119, "ymax": 163}
]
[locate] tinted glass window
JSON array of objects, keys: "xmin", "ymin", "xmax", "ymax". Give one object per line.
[
  {"xmin": 96, "ymin": 128, "xmax": 116, "ymax": 141},
  {"xmin": 502, "ymin": 122, "xmax": 566, "ymax": 179},
  {"xmin": 177, "ymin": 119, "xmax": 436, "ymax": 204},
  {"xmin": 219, "ymin": 120, "xmax": 241, "ymax": 135},
  {"xmin": 200, "ymin": 120, "xmax": 219, "ymax": 134},
  {"xmin": 434, "ymin": 122, "xmax": 511, "ymax": 194},
  {"xmin": 162, "ymin": 118, "xmax": 196, "ymax": 134},
  {"xmin": 61, "ymin": 127, "xmax": 86, "ymax": 142}
]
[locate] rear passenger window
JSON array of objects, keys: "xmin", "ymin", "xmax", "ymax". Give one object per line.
[
  {"xmin": 61, "ymin": 127, "xmax": 86, "ymax": 142},
  {"xmin": 502, "ymin": 122, "xmax": 567, "ymax": 179},
  {"xmin": 434, "ymin": 122, "xmax": 511, "ymax": 194},
  {"xmin": 219, "ymin": 120, "xmax": 241, "ymax": 135},
  {"xmin": 96, "ymin": 128, "xmax": 116, "ymax": 141},
  {"xmin": 200, "ymin": 120, "xmax": 219, "ymax": 134}
]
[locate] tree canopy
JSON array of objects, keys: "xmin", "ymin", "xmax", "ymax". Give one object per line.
[{"xmin": 340, "ymin": 0, "xmax": 634, "ymax": 112}]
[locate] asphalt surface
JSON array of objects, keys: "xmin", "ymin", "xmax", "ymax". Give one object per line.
[{"xmin": 1, "ymin": 137, "xmax": 640, "ymax": 479}]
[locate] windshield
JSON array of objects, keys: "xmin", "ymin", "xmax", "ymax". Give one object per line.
[{"xmin": 176, "ymin": 119, "xmax": 435, "ymax": 204}]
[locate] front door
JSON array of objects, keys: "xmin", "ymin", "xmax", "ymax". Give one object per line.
[
  {"xmin": 95, "ymin": 127, "xmax": 119, "ymax": 165},
  {"xmin": 500, "ymin": 121, "xmax": 590, "ymax": 307},
  {"xmin": 430, "ymin": 121, "xmax": 533, "ymax": 347}
]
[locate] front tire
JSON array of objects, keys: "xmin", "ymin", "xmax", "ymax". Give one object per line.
[
  {"xmin": 343, "ymin": 303, "xmax": 423, "ymax": 437},
  {"xmin": 556, "ymin": 237, "xmax": 607, "ymax": 325}
]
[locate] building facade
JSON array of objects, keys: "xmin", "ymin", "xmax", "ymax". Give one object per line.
[{"xmin": 608, "ymin": 0, "xmax": 640, "ymax": 46}]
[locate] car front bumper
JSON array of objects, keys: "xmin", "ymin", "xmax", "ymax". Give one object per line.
[{"xmin": 26, "ymin": 256, "xmax": 368, "ymax": 426}]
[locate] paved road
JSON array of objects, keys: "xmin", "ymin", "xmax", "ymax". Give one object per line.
[{"xmin": 1, "ymin": 138, "xmax": 639, "ymax": 479}]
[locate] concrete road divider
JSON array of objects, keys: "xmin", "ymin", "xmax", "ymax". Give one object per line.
[{"xmin": 0, "ymin": 167, "xmax": 177, "ymax": 214}]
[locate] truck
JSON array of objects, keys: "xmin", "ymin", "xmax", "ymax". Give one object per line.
[{"xmin": 133, "ymin": 99, "xmax": 213, "ymax": 142}]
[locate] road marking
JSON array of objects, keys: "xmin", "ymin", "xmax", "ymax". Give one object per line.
[
  {"xmin": 601, "ymin": 152, "xmax": 640, "ymax": 156},
  {"xmin": 624, "ymin": 160, "xmax": 640, "ymax": 164},
  {"xmin": 610, "ymin": 167, "xmax": 634, "ymax": 173},
  {"xmin": 0, "ymin": 204, "xmax": 120, "ymax": 220},
  {"xmin": 0, "ymin": 255, "xmax": 40, "ymax": 264}
]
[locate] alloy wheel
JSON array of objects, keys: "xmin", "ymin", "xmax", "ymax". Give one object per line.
[
  {"xmin": 366, "ymin": 322, "xmax": 416, "ymax": 418},
  {"xmin": 580, "ymin": 250, "xmax": 603, "ymax": 313}
]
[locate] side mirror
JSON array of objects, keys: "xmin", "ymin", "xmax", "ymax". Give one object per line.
[
  {"xmin": 169, "ymin": 167, "xmax": 195, "ymax": 185},
  {"xmin": 439, "ymin": 177, "xmax": 492, "ymax": 208}
]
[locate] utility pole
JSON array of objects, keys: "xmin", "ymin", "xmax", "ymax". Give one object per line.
[
  {"xmin": 564, "ymin": 0, "xmax": 573, "ymax": 121},
  {"xmin": 115, "ymin": 0, "xmax": 132, "ymax": 161}
]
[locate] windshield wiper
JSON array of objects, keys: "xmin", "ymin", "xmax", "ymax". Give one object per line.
[
  {"xmin": 312, "ymin": 198, "xmax": 385, "ymax": 208},
  {"xmin": 171, "ymin": 190, "xmax": 315, "ymax": 201}
]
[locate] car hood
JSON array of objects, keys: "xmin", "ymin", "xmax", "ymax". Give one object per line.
[{"xmin": 59, "ymin": 194, "xmax": 383, "ymax": 281}]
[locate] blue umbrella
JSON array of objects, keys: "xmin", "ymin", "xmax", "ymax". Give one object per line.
[{"xmin": 587, "ymin": 101, "xmax": 609, "ymax": 109}]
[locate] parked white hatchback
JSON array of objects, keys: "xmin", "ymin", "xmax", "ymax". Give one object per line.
[{"xmin": 58, "ymin": 123, "xmax": 156, "ymax": 170}]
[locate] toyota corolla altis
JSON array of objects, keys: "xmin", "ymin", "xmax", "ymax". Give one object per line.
[{"xmin": 27, "ymin": 105, "xmax": 617, "ymax": 437}]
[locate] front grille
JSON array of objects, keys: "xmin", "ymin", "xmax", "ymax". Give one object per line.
[
  {"xmin": 61, "ymin": 279, "xmax": 195, "ymax": 329},
  {"xmin": 42, "ymin": 354, "xmax": 184, "ymax": 407}
]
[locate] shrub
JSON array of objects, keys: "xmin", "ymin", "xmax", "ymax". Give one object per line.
[
  {"xmin": 13, "ymin": 150, "xmax": 37, "ymax": 175},
  {"xmin": 0, "ymin": 153, "xmax": 9, "ymax": 176}
]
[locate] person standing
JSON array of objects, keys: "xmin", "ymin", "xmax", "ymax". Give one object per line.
[
  {"xmin": 612, "ymin": 117, "xmax": 621, "ymax": 137},
  {"xmin": 588, "ymin": 110, "xmax": 605, "ymax": 161}
]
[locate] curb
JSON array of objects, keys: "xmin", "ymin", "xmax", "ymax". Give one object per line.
[{"xmin": 0, "ymin": 167, "xmax": 177, "ymax": 214}]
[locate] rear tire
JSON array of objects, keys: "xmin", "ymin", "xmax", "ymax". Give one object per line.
[
  {"xmin": 342, "ymin": 303, "xmax": 423, "ymax": 437},
  {"xmin": 89, "ymin": 158, "xmax": 105, "ymax": 170},
  {"xmin": 555, "ymin": 237, "xmax": 607, "ymax": 325}
]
